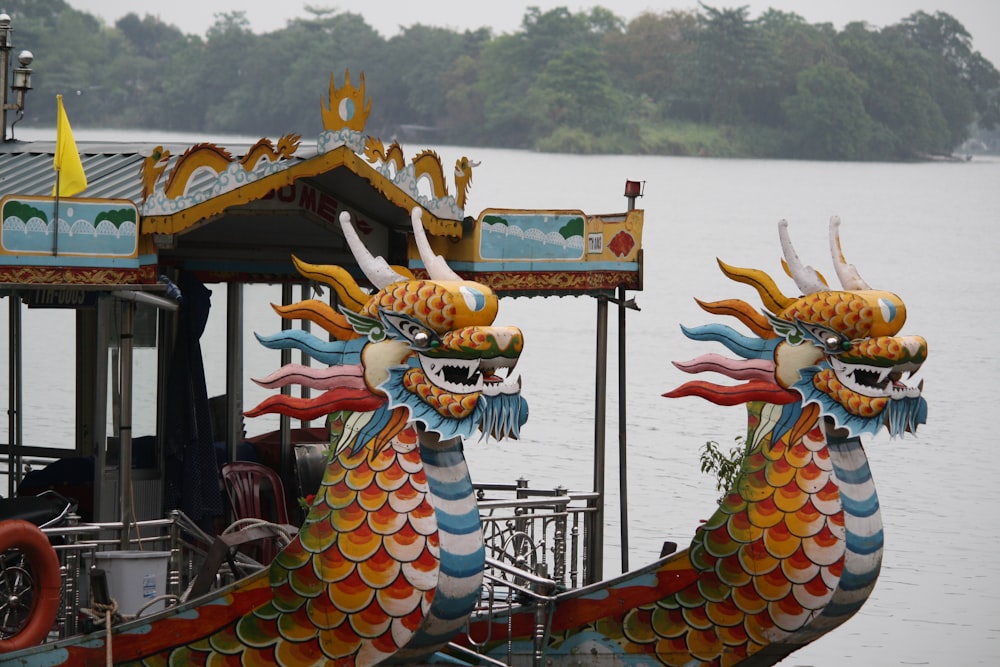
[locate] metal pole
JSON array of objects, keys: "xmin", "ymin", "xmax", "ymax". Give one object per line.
[
  {"xmin": 299, "ymin": 282, "xmax": 311, "ymax": 429},
  {"xmin": 13, "ymin": 296, "xmax": 22, "ymax": 492},
  {"xmin": 52, "ymin": 176, "xmax": 60, "ymax": 255},
  {"xmin": 0, "ymin": 17, "xmax": 9, "ymax": 140},
  {"xmin": 118, "ymin": 301, "xmax": 135, "ymax": 548},
  {"xmin": 617, "ymin": 284, "xmax": 629, "ymax": 572},
  {"xmin": 226, "ymin": 283, "xmax": 244, "ymax": 463},
  {"xmin": 280, "ymin": 284, "xmax": 292, "ymax": 481},
  {"xmin": 589, "ymin": 296, "xmax": 609, "ymax": 584},
  {"xmin": 618, "ymin": 190, "xmax": 640, "ymax": 573},
  {"xmin": 7, "ymin": 292, "xmax": 22, "ymax": 497}
]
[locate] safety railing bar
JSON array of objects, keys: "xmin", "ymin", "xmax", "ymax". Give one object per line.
[
  {"xmin": 478, "ymin": 498, "xmax": 571, "ymax": 511},
  {"xmin": 442, "ymin": 640, "xmax": 511, "ymax": 667},
  {"xmin": 477, "ymin": 490, "xmax": 598, "ymax": 505},
  {"xmin": 484, "ymin": 557, "xmax": 558, "ymax": 593}
]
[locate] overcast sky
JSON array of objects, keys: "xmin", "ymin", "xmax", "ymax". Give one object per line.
[{"xmin": 63, "ymin": 1, "xmax": 1000, "ymax": 67}]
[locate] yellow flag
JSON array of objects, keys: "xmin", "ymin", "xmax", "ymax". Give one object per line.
[{"xmin": 52, "ymin": 94, "xmax": 88, "ymax": 197}]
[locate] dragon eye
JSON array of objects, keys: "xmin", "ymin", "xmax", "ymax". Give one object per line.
[
  {"xmin": 878, "ymin": 297, "xmax": 898, "ymax": 323},
  {"xmin": 408, "ymin": 327, "xmax": 440, "ymax": 350},
  {"xmin": 821, "ymin": 333, "xmax": 852, "ymax": 354},
  {"xmin": 797, "ymin": 320, "xmax": 852, "ymax": 354},
  {"xmin": 460, "ymin": 286, "xmax": 487, "ymax": 312},
  {"xmin": 379, "ymin": 311, "xmax": 441, "ymax": 350}
]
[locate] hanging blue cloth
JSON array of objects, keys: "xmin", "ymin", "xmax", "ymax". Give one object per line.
[{"xmin": 163, "ymin": 272, "xmax": 223, "ymax": 528}]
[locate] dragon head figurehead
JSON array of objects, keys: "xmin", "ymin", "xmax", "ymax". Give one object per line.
[
  {"xmin": 668, "ymin": 218, "xmax": 927, "ymax": 439},
  {"xmin": 341, "ymin": 208, "xmax": 525, "ymax": 440},
  {"xmin": 248, "ymin": 208, "xmax": 526, "ymax": 447}
]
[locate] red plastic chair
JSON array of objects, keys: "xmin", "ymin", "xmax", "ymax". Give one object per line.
[{"xmin": 220, "ymin": 461, "xmax": 290, "ymax": 563}]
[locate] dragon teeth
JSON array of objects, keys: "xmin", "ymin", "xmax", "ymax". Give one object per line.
[
  {"xmin": 830, "ymin": 357, "xmax": 922, "ymax": 399},
  {"xmin": 418, "ymin": 354, "xmax": 520, "ymax": 395}
]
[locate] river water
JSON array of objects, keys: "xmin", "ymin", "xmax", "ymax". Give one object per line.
[{"xmin": 3, "ymin": 131, "xmax": 999, "ymax": 665}]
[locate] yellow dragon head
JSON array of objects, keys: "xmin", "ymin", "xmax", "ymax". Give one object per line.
[
  {"xmin": 249, "ymin": 208, "xmax": 527, "ymax": 446},
  {"xmin": 668, "ymin": 218, "xmax": 927, "ymax": 438}
]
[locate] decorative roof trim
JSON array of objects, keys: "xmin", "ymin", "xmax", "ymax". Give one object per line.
[{"xmin": 140, "ymin": 147, "xmax": 462, "ymax": 239}]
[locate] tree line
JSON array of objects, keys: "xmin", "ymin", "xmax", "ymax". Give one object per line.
[{"xmin": 7, "ymin": 0, "xmax": 1000, "ymax": 160}]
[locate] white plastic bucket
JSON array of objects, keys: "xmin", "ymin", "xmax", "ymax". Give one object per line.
[{"xmin": 92, "ymin": 550, "xmax": 171, "ymax": 616}]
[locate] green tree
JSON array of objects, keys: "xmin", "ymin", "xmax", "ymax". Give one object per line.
[
  {"xmin": 7, "ymin": 1, "xmax": 998, "ymax": 159},
  {"xmin": 8, "ymin": 2, "xmax": 116, "ymax": 126},
  {"xmin": 441, "ymin": 53, "xmax": 487, "ymax": 144},
  {"xmin": 676, "ymin": 3, "xmax": 767, "ymax": 123},
  {"xmin": 837, "ymin": 22, "xmax": 952, "ymax": 158},
  {"xmin": 195, "ymin": 12, "xmax": 261, "ymax": 133},
  {"xmin": 111, "ymin": 14, "xmax": 197, "ymax": 129},
  {"xmin": 700, "ymin": 436, "xmax": 747, "ymax": 503},
  {"xmin": 381, "ymin": 25, "xmax": 489, "ymax": 134},
  {"xmin": 115, "ymin": 13, "xmax": 188, "ymax": 61},
  {"xmin": 241, "ymin": 9, "xmax": 387, "ymax": 136},
  {"xmin": 747, "ymin": 10, "xmax": 839, "ymax": 127},
  {"xmin": 528, "ymin": 44, "xmax": 625, "ymax": 150},
  {"xmin": 603, "ymin": 10, "xmax": 697, "ymax": 112},
  {"xmin": 782, "ymin": 62, "xmax": 872, "ymax": 159},
  {"xmin": 895, "ymin": 11, "xmax": 1000, "ymax": 132},
  {"xmin": 584, "ymin": 6, "xmax": 626, "ymax": 36},
  {"xmin": 476, "ymin": 6, "xmax": 612, "ymax": 147}
]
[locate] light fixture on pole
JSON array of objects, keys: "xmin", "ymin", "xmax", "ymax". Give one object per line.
[
  {"xmin": 0, "ymin": 13, "xmax": 34, "ymax": 142},
  {"xmin": 624, "ymin": 179, "xmax": 644, "ymax": 198}
]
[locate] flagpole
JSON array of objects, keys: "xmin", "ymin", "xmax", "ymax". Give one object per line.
[
  {"xmin": 51, "ymin": 92, "xmax": 88, "ymax": 255},
  {"xmin": 52, "ymin": 171, "xmax": 60, "ymax": 255}
]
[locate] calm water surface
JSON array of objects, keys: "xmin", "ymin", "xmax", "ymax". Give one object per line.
[{"xmin": 3, "ymin": 132, "xmax": 998, "ymax": 665}]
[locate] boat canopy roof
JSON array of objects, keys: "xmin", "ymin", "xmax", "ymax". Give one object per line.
[{"xmin": 0, "ymin": 73, "xmax": 642, "ymax": 297}]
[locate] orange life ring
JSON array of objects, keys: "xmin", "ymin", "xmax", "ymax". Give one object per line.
[{"xmin": 0, "ymin": 519, "xmax": 61, "ymax": 652}]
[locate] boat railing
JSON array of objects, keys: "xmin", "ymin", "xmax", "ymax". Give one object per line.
[
  {"xmin": 475, "ymin": 482, "xmax": 598, "ymax": 592},
  {"xmin": 444, "ymin": 483, "xmax": 595, "ymax": 665},
  {"xmin": 0, "ymin": 449, "xmax": 68, "ymax": 465},
  {"xmin": 447, "ymin": 556, "xmax": 560, "ymax": 667},
  {"xmin": 25, "ymin": 481, "xmax": 596, "ymax": 650},
  {"xmin": 0, "ymin": 450, "xmax": 63, "ymax": 493},
  {"xmin": 37, "ymin": 510, "xmax": 259, "ymax": 640}
]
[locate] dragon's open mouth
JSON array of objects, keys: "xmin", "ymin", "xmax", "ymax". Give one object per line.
[
  {"xmin": 418, "ymin": 354, "xmax": 520, "ymax": 396},
  {"xmin": 829, "ymin": 357, "xmax": 923, "ymax": 399}
]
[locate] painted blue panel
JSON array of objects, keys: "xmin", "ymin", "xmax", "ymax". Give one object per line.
[
  {"xmin": 2, "ymin": 199, "xmax": 138, "ymax": 257},
  {"xmin": 479, "ymin": 213, "xmax": 585, "ymax": 260},
  {"xmin": 411, "ymin": 259, "xmax": 640, "ymax": 272}
]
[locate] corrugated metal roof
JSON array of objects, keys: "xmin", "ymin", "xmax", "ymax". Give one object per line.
[{"xmin": 0, "ymin": 140, "xmax": 316, "ymax": 203}]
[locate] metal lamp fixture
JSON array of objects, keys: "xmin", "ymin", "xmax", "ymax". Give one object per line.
[
  {"xmin": 0, "ymin": 13, "xmax": 34, "ymax": 141},
  {"xmin": 623, "ymin": 180, "xmax": 644, "ymax": 198}
]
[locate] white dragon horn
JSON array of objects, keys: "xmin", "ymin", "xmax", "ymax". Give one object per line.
[
  {"xmin": 455, "ymin": 159, "xmax": 481, "ymax": 176},
  {"xmin": 829, "ymin": 216, "xmax": 871, "ymax": 290},
  {"xmin": 338, "ymin": 211, "xmax": 407, "ymax": 289},
  {"xmin": 411, "ymin": 207, "xmax": 461, "ymax": 281},
  {"xmin": 778, "ymin": 219, "xmax": 827, "ymax": 295}
]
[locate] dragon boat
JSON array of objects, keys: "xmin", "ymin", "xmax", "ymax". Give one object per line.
[{"xmin": 0, "ymin": 67, "xmax": 926, "ymax": 666}]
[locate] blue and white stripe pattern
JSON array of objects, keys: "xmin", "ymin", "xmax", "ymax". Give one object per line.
[
  {"xmin": 393, "ymin": 433, "xmax": 485, "ymax": 662},
  {"xmin": 786, "ymin": 434, "xmax": 884, "ymax": 645}
]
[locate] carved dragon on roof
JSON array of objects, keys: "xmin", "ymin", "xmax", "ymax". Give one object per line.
[{"xmin": 139, "ymin": 134, "xmax": 301, "ymax": 205}]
